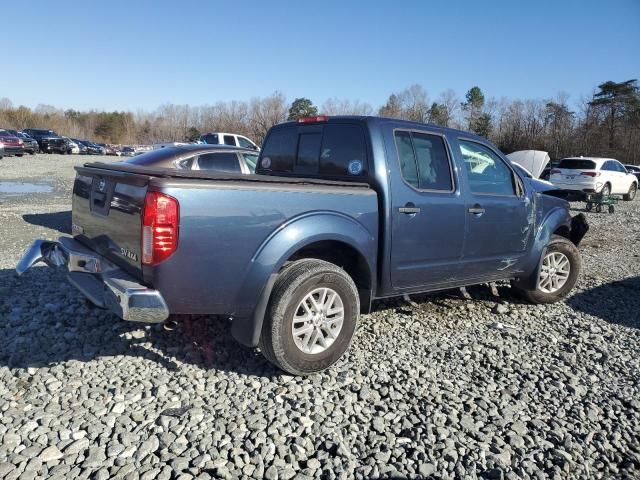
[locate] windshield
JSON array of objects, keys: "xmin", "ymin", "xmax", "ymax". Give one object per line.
[{"xmin": 559, "ymin": 159, "xmax": 597, "ymax": 170}]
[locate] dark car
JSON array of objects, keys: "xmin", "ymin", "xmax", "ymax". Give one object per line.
[
  {"xmin": 625, "ymin": 165, "xmax": 640, "ymax": 182},
  {"xmin": 3, "ymin": 129, "xmax": 38, "ymax": 154},
  {"xmin": 125, "ymin": 145, "xmax": 259, "ymax": 173},
  {"xmin": 77, "ymin": 140, "xmax": 105, "ymax": 155},
  {"xmin": 0, "ymin": 129, "xmax": 25, "ymax": 156},
  {"xmin": 22, "ymin": 128, "xmax": 68, "ymax": 154}
]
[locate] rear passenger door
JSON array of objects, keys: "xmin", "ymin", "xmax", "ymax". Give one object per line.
[
  {"xmin": 455, "ymin": 138, "xmax": 532, "ymax": 277},
  {"xmin": 387, "ymin": 128, "xmax": 467, "ymax": 289}
]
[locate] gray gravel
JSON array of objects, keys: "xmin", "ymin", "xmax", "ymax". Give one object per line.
[{"xmin": 1, "ymin": 153, "xmax": 639, "ymax": 479}]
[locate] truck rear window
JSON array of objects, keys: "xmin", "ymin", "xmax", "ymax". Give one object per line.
[
  {"xmin": 258, "ymin": 124, "xmax": 367, "ymax": 179},
  {"xmin": 559, "ymin": 159, "xmax": 597, "ymax": 170}
]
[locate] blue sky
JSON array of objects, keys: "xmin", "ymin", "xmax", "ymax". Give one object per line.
[{"xmin": 3, "ymin": 0, "xmax": 639, "ymax": 111}]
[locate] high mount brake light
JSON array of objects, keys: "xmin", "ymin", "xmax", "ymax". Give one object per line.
[
  {"xmin": 142, "ymin": 192, "xmax": 179, "ymax": 265},
  {"xmin": 297, "ymin": 116, "xmax": 329, "ymax": 124}
]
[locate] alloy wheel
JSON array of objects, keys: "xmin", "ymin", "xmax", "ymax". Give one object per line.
[
  {"xmin": 538, "ymin": 251, "xmax": 571, "ymax": 293},
  {"xmin": 292, "ymin": 287, "xmax": 344, "ymax": 354}
]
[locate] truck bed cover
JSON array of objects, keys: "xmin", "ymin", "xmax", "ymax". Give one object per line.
[{"xmin": 81, "ymin": 162, "xmax": 371, "ymax": 189}]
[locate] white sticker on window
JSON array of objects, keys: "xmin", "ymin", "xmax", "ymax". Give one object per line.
[{"xmin": 261, "ymin": 156, "xmax": 271, "ymax": 169}]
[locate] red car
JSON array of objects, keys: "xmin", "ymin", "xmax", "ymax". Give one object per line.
[{"xmin": 0, "ymin": 130, "xmax": 25, "ymax": 157}]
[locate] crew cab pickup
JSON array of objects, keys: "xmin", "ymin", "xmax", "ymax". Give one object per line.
[{"xmin": 17, "ymin": 116, "xmax": 588, "ymax": 375}]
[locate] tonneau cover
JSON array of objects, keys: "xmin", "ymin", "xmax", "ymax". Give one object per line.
[{"xmin": 81, "ymin": 162, "xmax": 371, "ymax": 189}]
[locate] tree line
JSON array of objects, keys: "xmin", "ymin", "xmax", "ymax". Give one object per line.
[{"xmin": 1, "ymin": 79, "xmax": 638, "ymax": 164}]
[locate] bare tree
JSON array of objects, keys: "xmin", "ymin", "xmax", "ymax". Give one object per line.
[{"xmin": 321, "ymin": 98, "xmax": 373, "ymax": 116}]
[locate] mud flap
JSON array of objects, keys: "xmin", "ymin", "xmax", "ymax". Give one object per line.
[{"xmin": 570, "ymin": 214, "xmax": 589, "ymax": 245}]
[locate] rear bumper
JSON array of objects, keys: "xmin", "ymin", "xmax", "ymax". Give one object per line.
[
  {"xmin": 2, "ymin": 146, "xmax": 24, "ymax": 155},
  {"xmin": 16, "ymin": 237, "xmax": 169, "ymax": 323}
]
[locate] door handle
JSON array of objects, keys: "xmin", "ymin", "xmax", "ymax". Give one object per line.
[
  {"xmin": 399, "ymin": 203, "xmax": 421, "ymax": 214},
  {"xmin": 468, "ymin": 205, "xmax": 485, "ymax": 215}
]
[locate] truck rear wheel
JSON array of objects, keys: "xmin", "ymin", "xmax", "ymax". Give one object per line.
[
  {"xmin": 513, "ymin": 235, "xmax": 581, "ymax": 304},
  {"xmin": 259, "ymin": 259, "xmax": 359, "ymax": 375}
]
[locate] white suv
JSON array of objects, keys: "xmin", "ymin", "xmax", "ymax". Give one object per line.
[
  {"xmin": 199, "ymin": 132, "xmax": 259, "ymax": 151},
  {"xmin": 550, "ymin": 157, "xmax": 637, "ymax": 201}
]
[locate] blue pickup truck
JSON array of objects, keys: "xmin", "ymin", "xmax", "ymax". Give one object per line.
[{"xmin": 17, "ymin": 116, "xmax": 588, "ymax": 374}]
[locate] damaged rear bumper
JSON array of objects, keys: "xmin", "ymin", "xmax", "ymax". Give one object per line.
[{"xmin": 16, "ymin": 237, "xmax": 169, "ymax": 323}]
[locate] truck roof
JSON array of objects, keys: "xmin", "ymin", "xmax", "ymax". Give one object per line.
[{"xmin": 274, "ymin": 115, "xmax": 490, "ymax": 142}]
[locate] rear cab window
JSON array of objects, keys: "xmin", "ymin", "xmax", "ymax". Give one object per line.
[{"xmin": 257, "ymin": 122, "xmax": 368, "ymax": 180}]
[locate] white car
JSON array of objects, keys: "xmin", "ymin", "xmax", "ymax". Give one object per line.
[
  {"xmin": 62, "ymin": 137, "xmax": 80, "ymax": 154},
  {"xmin": 550, "ymin": 157, "xmax": 638, "ymax": 201},
  {"xmin": 199, "ymin": 132, "xmax": 259, "ymax": 151}
]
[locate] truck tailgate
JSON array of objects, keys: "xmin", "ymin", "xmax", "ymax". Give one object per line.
[{"xmin": 72, "ymin": 165, "xmax": 153, "ymax": 278}]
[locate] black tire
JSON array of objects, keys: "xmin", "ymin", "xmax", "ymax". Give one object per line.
[
  {"xmin": 595, "ymin": 204, "xmax": 602, "ymax": 213},
  {"xmin": 600, "ymin": 183, "xmax": 611, "ymax": 197},
  {"xmin": 16, "ymin": 154, "xmax": 23, "ymax": 157},
  {"xmin": 259, "ymin": 259, "xmax": 359, "ymax": 375},
  {"xmin": 609, "ymin": 205, "xmax": 615, "ymax": 214},
  {"xmin": 585, "ymin": 202, "xmax": 593, "ymax": 211},
  {"xmin": 513, "ymin": 235, "xmax": 581, "ymax": 304},
  {"xmin": 623, "ymin": 183, "xmax": 637, "ymax": 201}
]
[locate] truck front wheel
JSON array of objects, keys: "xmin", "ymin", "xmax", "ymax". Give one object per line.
[
  {"xmin": 514, "ymin": 235, "xmax": 581, "ymax": 304},
  {"xmin": 259, "ymin": 259, "xmax": 359, "ymax": 375}
]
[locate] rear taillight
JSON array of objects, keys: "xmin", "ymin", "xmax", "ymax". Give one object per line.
[
  {"xmin": 142, "ymin": 192, "xmax": 179, "ymax": 265},
  {"xmin": 581, "ymin": 171, "xmax": 600, "ymax": 177},
  {"xmin": 550, "ymin": 169, "xmax": 561, "ymax": 174}
]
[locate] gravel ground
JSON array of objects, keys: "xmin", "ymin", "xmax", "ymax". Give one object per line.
[{"xmin": 1, "ymin": 154, "xmax": 639, "ymax": 480}]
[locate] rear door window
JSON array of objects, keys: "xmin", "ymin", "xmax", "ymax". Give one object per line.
[
  {"xmin": 196, "ymin": 152, "xmax": 241, "ymax": 172},
  {"xmin": 394, "ymin": 131, "xmax": 453, "ymax": 191},
  {"xmin": 223, "ymin": 135, "xmax": 236, "ymax": 146},
  {"xmin": 395, "ymin": 131, "xmax": 418, "ymax": 187}
]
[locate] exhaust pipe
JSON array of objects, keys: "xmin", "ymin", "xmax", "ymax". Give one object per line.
[{"xmin": 163, "ymin": 318, "xmax": 178, "ymax": 331}]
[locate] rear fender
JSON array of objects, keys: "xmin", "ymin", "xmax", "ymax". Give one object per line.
[{"xmin": 231, "ymin": 212, "xmax": 376, "ymax": 347}]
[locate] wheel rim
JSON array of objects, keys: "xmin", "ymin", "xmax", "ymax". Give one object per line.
[
  {"xmin": 601, "ymin": 184, "xmax": 610, "ymax": 196},
  {"xmin": 538, "ymin": 251, "xmax": 571, "ymax": 293},
  {"xmin": 292, "ymin": 287, "xmax": 344, "ymax": 354},
  {"xmin": 630, "ymin": 184, "xmax": 637, "ymax": 199}
]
